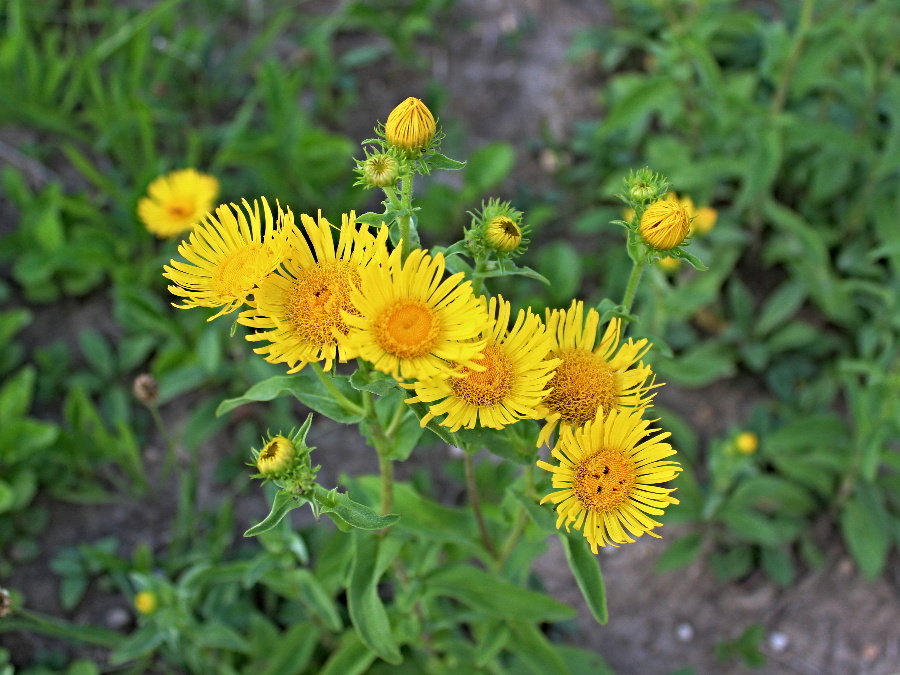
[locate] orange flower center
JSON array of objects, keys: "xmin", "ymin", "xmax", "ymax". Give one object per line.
[
  {"xmin": 374, "ymin": 299, "xmax": 439, "ymax": 358},
  {"xmin": 287, "ymin": 260, "xmax": 360, "ymax": 346},
  {"xmin": 543, "ymin": 348, "xmax": 618, "ymax": 425},
  {"xmin": 450, "ymin": 344, "xmax": 513, "ymax": 407},
  {"xmin": 166, "ymin": 197, "xmax": 195, "ymax": 220},
  {"xmin": 573, "ymin": 449, "xmax": 636, "ymax": 512}
]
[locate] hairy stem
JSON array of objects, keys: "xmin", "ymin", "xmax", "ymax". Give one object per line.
[{"xmin": 464, "ymin": 453, "xmax": 497, "ymax": 557}]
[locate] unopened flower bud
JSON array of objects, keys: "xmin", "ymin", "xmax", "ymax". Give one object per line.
[
  {"xmin": 385, "ymin": 97, "xmax": 436, "ymax": 154},
  {"xmin": 486, "ymin": 216, "xmax": 524, "ymax": 253},
  {"xmin": 132, "ymin": 373, "xmax": 159, "ymax": 406},
  {"xmin": 629, "ymin": 181, "xmax": 656, "ymax": 202},
  {"xmin": 639, "ymin": 197, "xmax": 691, "ymax": 251},
  {"xmin": 362, "ymin": 153, "xmax": 400, "ymax": 188},
  {"xmin": 256, "ymin": 435, "xmax": 295, "ymax": 477}
]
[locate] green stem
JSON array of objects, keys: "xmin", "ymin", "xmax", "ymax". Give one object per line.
[
  {"xmin": 311, "ymin": 363, "xmax": 366, "ymax": 418},
  {"xmin": 384, "ymin": 400, "xmax": 407, "ymax": 439},
  {"xmin": 362, "ymin": 390, "xmax": 395, "ymax": 517},
  {"xmin": 464, "ymin": 453, "xmax": 497, "ymax": 558},
  {"xmin": 378, "ymin": 452, "xmax": 395, "ymax": 515},
  {"xmin": 151, "ymin": 403, "xmax": 177, "ymax": 480},
  {"xmin": 770, "ymin": 0, "xmax": 815, "ymax": 116},
  {"xmin": 470, "ymin": 256, "xmax": 488, "ymax": 298},
  {"xmin": 498, "ymin": 465, "xmax": 535, "ymax": 564},
  {"xmin": 621, "ymin": 256, "xmax": 647, "ymax": 318},
  {"xmin": 398, "ymin": 171, "xmax": 415, "ymax": 261},
  {"xmin": 382, "ymin": 184, "xmax": 401, "ymax": 211},
  {"xmin": 5, "ymin": 608, "xmax": 124, "ymax": 649}
]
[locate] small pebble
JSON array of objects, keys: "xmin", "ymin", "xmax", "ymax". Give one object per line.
[
  {"xmin": 105, "ymin": 607, "xmax": 130, "ymax": 630},
  {"xmin": 768, "ymin": 632, "xmax": 789, "ymax": 653},
  {"xmin": 861, "ymin": 643, "xmax": 880, "ymax": 660},
  {"xmin": 676, "ymin": 623, "xmax": 694, "ymax": 642}
]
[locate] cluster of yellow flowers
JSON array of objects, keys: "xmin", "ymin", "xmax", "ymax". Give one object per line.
[{"xmin": 150, "ymin": 98, "xmax": 683, "ymax": 553}]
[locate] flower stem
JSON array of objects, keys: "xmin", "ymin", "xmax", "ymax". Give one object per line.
[
  {"xmin": 464, "ymin": 453, "xmax": 497, "ymax": 558},
  {"xmin": 471, "ymin": 256, "xmax": 488, "ymax": 298},
  {"xmin": 310, "ymin": 363, "xmax": 366, "ymax": 418},
  {"xmin": 362, "ymin": 390, "xmax": 396, "ymax": 517},
  {"xmin": 621, "ymin": 256, "xmax": 647, "ymax": 318},
  {"xmin": 498, "ymin": 465, "xmax": 535, "ymax": 564},
  {"xmin": 379, "ymin": 452, "xmax": 395, "ymax": 515},
  {"xmin": 398, "ymin": 171, "xmax": 415, "ymax": 262}
]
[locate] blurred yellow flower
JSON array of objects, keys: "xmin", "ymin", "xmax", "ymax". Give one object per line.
[
  {"xmin": 163, "ymin": 198, "xmax": 292, "ymax": 320},
  {"xmin": 385, "ymin": 97, "xmax": 436, "ymax": 153},
  {"xmin": 538, "ymin": 300, "xmax": 655, "ymax": 447},
  {"xmin": 668, "ymin": 192, "xmax": 717, "ymax": 236},
  {"xmin": 735, "ymin": 431, "xmax": 759, "ymax": 455},
  {"xmin": 343, "ymin": 247, "xmax": 489, "ymax": 381},
  {"xmin": 406, "ymin": 295, "xmax": 559, "ymax": 432},
  {"xmin": 138, "ymin": 169, "xmax": 218, "ymax": 238},
  {"xmin": 537, "ymin": 408, "xmax": 682, "ymax": 552},
  {"xmin": 240, "ymin": 212, "xmax": 387, "ymax": 373},
  {"xmin": 639, "ymin": 196, "xmax": 690, "ymax": 251},
  {"xmin": 657, "ymin": 256, "xmax": 682, "ymax": 273},
  {"xmin": 134, "ymin": 591, "xmax": 157, "ymax": 615}
]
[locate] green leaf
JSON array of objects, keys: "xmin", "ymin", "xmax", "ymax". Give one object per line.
[
  {"xmin": 427, "ymin": 152, "xmax": 466, "ymax": 170},
  {"xmin": 348, "ymin": 530, "xmax": 402, "ymax": 664},
  {"xmin": 258, "ymin": 622, "xmax": 321, "ymax": 675},
  {"xmin": 560, "ymin": 534, "xmax": 608, "ymax": 624},
  {"xmin": 424, "ymin": 564, "xmax": 576, "ymax": 622},
  {"xmin": 318, "ymin": 629, "xmax": 378, "ymax": 675},
  {"xmin": 654, "ymin": 532, "xmax": 703, "ymax": 573},
  {"xmin": 840, "ymin": 491, "xmax": 891, "ymax": 580},
  {"xmin": 754, "ymin": 280, "xmax": 806, "ymax": 337},
  {"xmin": 196, "ymin": 621, "xmax": 251, "ymax": 653},
  {"xmin": 510, "ymin": 490, "xmax": 558, "ymax": 533},
  {"xmin": 405, "ymin": 398, "xmax": 459, "ymax": 446},
  {"xmin": 654, "ymin": 342, "xmax": 736, "ymax": 388},
  {"xmin": 464, "ymin": 142, "xmax": 515, "ymax": 193},
  {"xmin": 506, "ymin": 620, "xmax": 568, "ymax": 675},
  {"xmin": 356, "ymin": 211, "xmax": 389, "ymax": 228},
  {"xmin": 472, "ymin": 618, "xmax": 511, "ymax": 667},
  {"xmin": 291, "ymin": 569, "xmax": 343, "ymax": 632},
  {"xmin": 217, "ymin": 370, "xmax": 364, "ymax": 423},
  {"xmin": 109, "ymin": 625, "xmax": 165, "ymax": 665},
  {"xmin": 349, "ymin": 368, "xmax": 398, "ymax": 396},
  {"xmin": 313, "ymin": 485, "xmax": 399, "ymax": 531},
  {"xmin": 244, "ymin": 491, "xmax": 309, "ymax": 537},
  {"xmin": 556, "ymin": 645, "xmax": 616, "ymax": 675}
]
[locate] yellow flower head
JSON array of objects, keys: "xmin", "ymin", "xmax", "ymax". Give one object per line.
[
  {"xmin": 538, "ymin": 300, "xmax": 656, "ymax": 447},
  {"xmin": 537, "ymin": 408, "xmax": 682, "ymax": 552},
  {"xmin": 485, "ymin": 216, "xmax": 524, "ymax": 254},
  {"xmin": 342, "ymin": 246, "xmax": 490, "ymax": 381},
  {"xmin": 406, "ymin": 295, "xmax": 559, "ymax": 432},
  {"xmin": 639, "ymin": 196, "xmax": 691, "ymax": 251},
  {"xmin": 138, "ymin": 169, "xmax": 219, "ymax": 238},
  {"xmin": 657, "ymin": 256, "xmax": 682, "ymax": 273},
  {"xmin": 735, "ymin": 431, "xmax": 759, "ymax": 455},
  {"xmin": 256, "ymin": 435, "xmax": 295, "ymax": 476},
  {"xmin": 240, "ymin": 212, "xmax": 387, "ymax": 373},
  {"xmin": 162, "ymin": 198, "xmax": 293, "ymax": 320},
  {"xmin": 134, "ymin": 591, "xmax": 158, "ymax": 615},
  {"xmin": 384, "ymin": 97, "xmax": 436, "ymax": 154}
]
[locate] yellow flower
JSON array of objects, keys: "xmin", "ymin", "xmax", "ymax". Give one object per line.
[
  {"xmin": 138, "ymin": 169, "xmax": 219, "ymax": 238},
  {"xmin": 538, "ymin": 300, "xmax": 655, "ymax": 447},
  {"xmin": 406, "ymin": 295, "xmax": 559, "ymax": 432},
  {"xmin": 343, "ymin": 246, "xmax": 490, "ymax": 381},
  {"xmin": 639, "ymin": 196, "xmax": 691, "ymax": 250},
  {"xmin": 537, "ymin": 408, "xmax": 681, "ymax": 552},
  {"xmin": 657, "ymin": 256, "xmax": 681, "ymax": 273},
  {"xmin": 384, "ymin": 97, "xmax": 436, "ymax": 153},
  {"xmin": 134, "ymin": 591, "xmax": 158, "ymax": 615},
  {"xmin": 256, "ymin": 435, "xmax": 295, "ymax": 476},
  {"xmin": 240, "ymin": 212, "xmax": 387, "ymax": 373},
  {"xmin": 485, "ymin": 216, "xmax": 524, "ymax": 254},
  {"xmin": 735, "ymin": 431, "xmax": 759, "ymax": 455},
  {"xmin": 162, "ymin": 198, "xmax": 292, "ymax": 320}
]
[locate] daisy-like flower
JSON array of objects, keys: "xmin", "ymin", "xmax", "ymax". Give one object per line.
[
  {"xmin": 384, "ymin": 97, "xmax": 437, "ymax": 154},
  {"xmin": 639, "ymin": 196, "xmax": 691, "ymax": 250},
  {"xmin": 343, "ymin": 246, "xmax": 490, "ymax": 381},
  {"xmin": 537, "ymin": 300, "xmax": 655, "ymax": 447},
  {"xmin": 405, "ymin": 295, "xmax": 559, "ymax": 432},
  {"xmin": 239, "ymin": 212, "xmax": 387, "ymax": 373},
  {"xmin": 163, "ymin": 198, "xmax": 292, "ymax": 320},
  {"xmin": 138, "ymin": 168, "xmax": 219, "ymax": 238},
  {"xmin": 537, "ymin": 408, "xmax": 682, "ymax": 551}
]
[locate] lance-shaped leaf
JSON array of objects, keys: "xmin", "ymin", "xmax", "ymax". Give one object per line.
[
  {"xmin": 348, "ymin": 530, "xmax": 402, "ymax": 664},
  {"xmin": 560, "ymin": 533, "xmax": 608, "ymax": 624},
  {"xmin": 313, "ymin": 485, "xmax": 399, "ymax": 531},
  {"xmin": 244, "ymin": 490, "xmax": 309, "ymax": 537}
]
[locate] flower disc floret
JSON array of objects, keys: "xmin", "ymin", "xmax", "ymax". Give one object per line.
[
  {"xmin": 240, "ymin": 212, "xmax": 387, "ymax": 373},
  {"xmin": 538, "ymin": 300, "xmax": 656, "ymax": 447},
  {"xmin": 406, "ymin": 295, "xmax": 559, "ymax": 431},
  {"xmin": 163, "ymin": 198, "xmax": 292, "ymax": 320},
  {"xmin": 343, "ymin": 246, "xmax": 489, "ymax": 381},
  {"xmin": 138, "ymin": 168, "xmax": 219, "ymax": 238},
  {"xmin": 537, "ymin": 408, "xmax": 682, "ymax": 552}
]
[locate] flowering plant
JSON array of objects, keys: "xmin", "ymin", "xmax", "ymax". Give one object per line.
[{"xmin": 155, "ymin": 97, "xmax": 702, "ymax": 670}]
